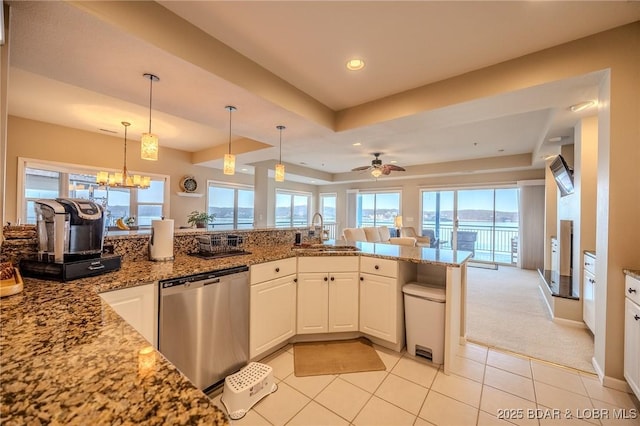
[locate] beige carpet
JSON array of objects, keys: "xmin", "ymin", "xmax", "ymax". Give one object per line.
[
  {"xmin": 293, "ymin": 338, "xmax": 385, "ymax": 377},
  {"xmin": 466, "ymin": 266, "xmax": 596, "ymax": 373}
]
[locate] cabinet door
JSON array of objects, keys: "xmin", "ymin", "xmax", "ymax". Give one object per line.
[
  {"xmin": 359, "ymin": 272, "xmax": 397, "ymax": 343},
  {"xmin": 297, "ymin": 272, "xmax": 329, "ymax": 334},
  {"xmin": 624, "ymin": 299, "xmax": 640, "ymax": 399},
  {"xmin": 250, "ymin": 275, "xmax": 297, "ymax": 359},
  {"xmin": 328, "ymin": 272, "xmax": 359, "ymax": 333},
  {"xmin": 100, "ymin": 282, "xmax": 158, "ymax": 347},
  {"xmin": 583, "ymin": 270, "xmax": 595, "ymax": 333}
]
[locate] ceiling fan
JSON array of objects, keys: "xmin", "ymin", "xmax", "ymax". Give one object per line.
[{"xmin": 351, "ymin": 153, "xmax": 406, "ymax": 177}]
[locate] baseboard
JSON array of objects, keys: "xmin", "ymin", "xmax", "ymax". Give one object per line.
[
  {"xmin": 553, "ymin": 317, "xmax": 588, "ymax": 328},
  {"xmin": 592, "ymin": 357, "xmax": 634, "ymax": 393}
]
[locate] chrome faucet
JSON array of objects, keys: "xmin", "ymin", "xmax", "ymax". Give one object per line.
[{"xmin": 311, "ymin": 212, "xmax": 324, "ymax": 243}]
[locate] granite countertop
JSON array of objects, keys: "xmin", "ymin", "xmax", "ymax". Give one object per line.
[
  {"xmin": 624, "ymin": 269, "xmax": 640, "ymax": 280},
  {"xmin": 1, "ymin": 242, "xmax": 471, "ymax": 423}
]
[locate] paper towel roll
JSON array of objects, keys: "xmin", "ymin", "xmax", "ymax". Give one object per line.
[{"xmin": 149, "ymin": 219, "xmax": 174, "ymax": 261}]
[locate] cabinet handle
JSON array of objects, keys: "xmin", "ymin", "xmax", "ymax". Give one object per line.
[
  {"xmin": 360, "ymin": 276, "xmax": 364, "ymax": 281},
  {"xmin": 275, "ymin": 267, "xmax": 280, "ymax": 273},
  {"xmin": 629, "ymin": 288, "xmax": 637, "ymax": 294},
  {"xmin": 293, "ymin": 278, "xmax": 297, "ymax": 283},
  {"xmin": 635, "ymin": 315, "xmax": 640, "ymax": 321},
  {"xmin": 324, "ymin": 276, "xmax": 328, "ymax": 281},
  {"xmin": 330, "ymin": 276, "xmax": 335, "ymax": 281},
  {"xmin": 374, "ymin": 265, "xmax": 379, "ymax": 270},
  {"xmin": 589, "ymin": 278, "xmax": 595, "ymax": 284}
]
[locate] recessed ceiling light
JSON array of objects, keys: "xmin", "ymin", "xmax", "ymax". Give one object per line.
[
  {"xmin": 241, "ymin": 168, "xmax": 248, "ymax": 172},
  {"xmin": 548, "ymin": 136, "xmax": 563, "ymax": 143},
  {"xmin": 346, "ymin": 58, "xmax": 365, "ymax": 71},
  {"xmin": 352, "ymin": 142, "xmax": 361, "ymax": 146},
  {"xmin": 569, "ymin": 100, "xmax": 597, "ymax": 112},
  {"xmin": 390, "ymin": 160, "xmax": 397, "ymax": 164}
]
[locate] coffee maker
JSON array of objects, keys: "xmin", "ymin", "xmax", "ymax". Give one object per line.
[
  {"xmin": 21, "ymin": 198, "xmax": 121, "ymax": 281},
  {"xmin": 35, "ymin": 198, "xmax": 105, "ymax": 263}
]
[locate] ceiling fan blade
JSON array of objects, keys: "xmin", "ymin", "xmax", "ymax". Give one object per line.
[
  {"xmin": 351, "ymin": 165, "xmax": 371, "ymax": 171},
  {"xmin": 384, "ymin": 164, "xmax": 406, "ymax": 171},
  {"xmin": 381, "ymin": 166, "xmax": 392, "ymax": 175}
]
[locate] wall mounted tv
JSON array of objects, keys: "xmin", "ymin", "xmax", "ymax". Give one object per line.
[{"xmin": 550, "ymin": 155, "xmax": 574, "ymax": 197}]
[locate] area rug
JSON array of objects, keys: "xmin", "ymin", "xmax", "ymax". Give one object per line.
[{"xmin": 293, "ymin": 338, "xmax": 385, "ymax": 377}]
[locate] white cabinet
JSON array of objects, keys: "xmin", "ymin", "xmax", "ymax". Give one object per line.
[
  {"xmin": 100, "ymin": 282, "xmax": 158, "ymax": 347},
  {"xmin": 359, "ymin": 257, "xmax": 403, "ymax": 346},
  {"xmin": 551, "ymin": 237, "xmax": 559, "ymax": 274},
  {"xmin": 583, "ymin": 252, "xmax": 596, "ymax": 333},
  {"xmin": 297, "ymin": 256, "xmax": 359, "ymax": 334},
  {"xmin": 624, "ymin": 275, "xmax": 640, "ymax": 399},
  {"xmin": 250, "ymin": 258, "xmax": 297, "ymax": 359}
]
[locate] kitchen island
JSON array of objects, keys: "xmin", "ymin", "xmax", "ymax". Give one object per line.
[{"xmin": 1, "ymin": 242, "xmax": 471, "ymax": 424}]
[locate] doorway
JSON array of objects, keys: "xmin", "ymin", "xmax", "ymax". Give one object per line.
[{"xmin": 420, "ymin": 187, "xmax": 520, "ymax": 265}]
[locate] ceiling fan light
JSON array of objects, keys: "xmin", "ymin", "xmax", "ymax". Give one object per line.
[
  {"xmin": 346, "ymin": 58, "xmax": 365, "ymax": 71},
  {"xmin": 141, "ymin": 133, "xmax": 158, "ymax": 161},
  {"xmin": 371, "ymin": 168, "xmax": 382, "ymax": 178},
  {"xmin": 275, "ymin": 163, "xmax": 285, "ymax": 182},
  {"xmin": 223, "ymin": 153, "xmax": 236, "ymax": 175}
]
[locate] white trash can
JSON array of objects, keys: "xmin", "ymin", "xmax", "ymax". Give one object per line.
[{"xmin": 402, "ymin": 282, "xmax": 446, "ymax": 364}]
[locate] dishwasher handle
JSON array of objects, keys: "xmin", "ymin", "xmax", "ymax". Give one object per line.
[{"xmin": 203, "ymin": 278, "xmax": 220, "ymax": 286}]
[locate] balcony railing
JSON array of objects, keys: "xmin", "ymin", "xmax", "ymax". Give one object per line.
[{"xmin": 429, "ymin": 223, "xmax": 518, "ymax": 264}]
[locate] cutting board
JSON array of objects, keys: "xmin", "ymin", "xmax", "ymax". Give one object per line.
[{"xmin": 1, "ymin": 267, "xmax": 24, "ymax": 297}]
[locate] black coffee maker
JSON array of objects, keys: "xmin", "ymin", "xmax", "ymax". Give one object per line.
[{"xmin": 21, "ymin": 198, "xmax": 121, "ymax": 281}]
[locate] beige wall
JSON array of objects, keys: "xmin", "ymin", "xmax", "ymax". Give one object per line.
[{"xmin": 5, "ymin": 116, "xmax": 316, "ymax": 227}]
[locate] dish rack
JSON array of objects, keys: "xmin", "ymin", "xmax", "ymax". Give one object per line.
[
  {"xmin": 196, "ymin": 234, "xmax": 246, "ymax": 256},
  {"xmin": 221, "ymin": 362, "xmax": 277, "ymax": 420}
]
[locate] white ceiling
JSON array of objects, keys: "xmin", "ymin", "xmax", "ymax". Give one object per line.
[{"xmin": 6, "ymin": 1, "xmax": 640, "ymax": 183}]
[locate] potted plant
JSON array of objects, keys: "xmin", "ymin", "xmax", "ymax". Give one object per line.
[{"xmin": 187, "ymin": 211, "xmax": 215, "ymax": 228}]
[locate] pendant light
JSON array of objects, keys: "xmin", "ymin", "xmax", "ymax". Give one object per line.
[
  {"xmin": 275, "ymin": 125, "xmax": 286, "ymax": 182},
  {"xmin": 223, "ymin": 105, "xmax": 237, "ymax": 175},
  {"xmin": 141, "ymin": 73, "xmax": 159, "ymax": 161},
  {"xmin": 97, "ymin": 122, "xmax": 151, "ymax": 189}
]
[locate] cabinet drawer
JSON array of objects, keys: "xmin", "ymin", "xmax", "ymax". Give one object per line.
[
  {"xmin": 583, "ymin": 253, "xmax": 596, "ymax": 275},
  {"xmin": 360, "ymin": 256, "xmax": 397, "ymax": 278},
  {"xmin": 250, "ymin": 257, "xmax": 296, "ymax": 284},
  {"xmin": 626, "ymin": 275, "xmax": 640, "ymax": 306},
  {"xmin": 298, "ymin": 256, "xmax": 358, "ymax": 273}
]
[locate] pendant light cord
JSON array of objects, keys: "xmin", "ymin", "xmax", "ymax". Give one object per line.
[
  {"xmin": 277, "ymin": 125, "xmax": 285, "ymax": 163},
  {"xmin": 228, "ymin": 107, "xmax": 233, "ymax": 155},
  {"xmin": 122, "ymin": 122, "xmax": 129, "ymax": 175}
]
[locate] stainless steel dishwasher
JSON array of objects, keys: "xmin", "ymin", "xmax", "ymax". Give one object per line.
[{"xmin": 158, "ymin": 265, "xmax": 249, "ymax": 392}]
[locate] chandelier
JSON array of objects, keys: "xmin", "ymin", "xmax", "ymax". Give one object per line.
[{"xmin": 97, "ymin": 122, "xmax": 151, "ymax": 189}]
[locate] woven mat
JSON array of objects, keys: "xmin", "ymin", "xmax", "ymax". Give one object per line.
[{"xmin": 293, "ymin": 338, "xmax": 385, "ymax": 377}]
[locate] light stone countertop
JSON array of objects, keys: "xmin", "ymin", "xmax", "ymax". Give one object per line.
[
  {"xmin": 624, "ymin": 269, "xmax": 640, "ymax": 280},
  {"xmin": 0, "ymin": 242, "xmax": 471, "ymax": 424}
]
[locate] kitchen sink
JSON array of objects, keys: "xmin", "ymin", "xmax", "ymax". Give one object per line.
[{"xmin": 292, "ymin": 244, "xmax": 360, "ymax": 253}]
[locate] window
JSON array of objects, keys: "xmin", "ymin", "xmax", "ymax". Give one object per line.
[
  {"xmin": 207, "ymin": 182, "xmax": 254, "ymax": 230},
  {"xmin": 276, "ymin": 190, "xmax": 311, "ymax": 227},
  {"xmin": 19, "ymin": 159, "xmax": 168, "ymax": 227},
  {"xmin": 356, "ymin": 191, "xmax": 400, "ymax": 227},
  {"xmin": 319, "ymin": 193, "xmax": 337, "ymax": 224}
]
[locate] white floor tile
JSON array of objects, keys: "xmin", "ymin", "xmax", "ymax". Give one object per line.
[
  {"xmin": 284, "ymin": 373, "xmax": 337, "ymax": 399},
  {"xmin": 531, "ymin": 361, "xmax": 587, "ymax": 396},
  {"xmin": 588, "ymin": 398, "xmax": 640, "ymax": 426},
  {"xmin": 459, "ymin": 342, "xmax": 489, "ymax": 364},
  {"xmin": 391, "ymin": 356, "xmax": 439, "ymax": 388},
  {"xmin": 431, "ymin": 370, "xmax": 483, "ymax": 408},
  {"xmin": 449, "ymin": 354, "xmax": 486, "ymax": 383},
  {"xmin": 253, "ymin": 382, "xmax": 310, "ymax": 426},
  {"xmin": 375, "ymin": 373, "xmax": 429, "ymax": 415},
  {"xmin": 534, "ymin": 383, "xmax": 597, "ymax": 426},
  {"xmin": 580, "ymin": 374, "xmax": 637, "ymax": 409},
  {"xmin": 375, "ymin": 345, "xmax": 403, "ymax": 371},
  {"xmin": 419, "ymin": 390, "xmax": 479, "ymax": 426},
  {"xmin": 477, "ymin": 410, "xmax": 517, "ymax": 426},
  {"xmin": 314, "ymin": 377, "xmax": 372, "ymax": 422},
  {"xmin": 484, "ymin": 365, "xmax": 536, "ymax": 402},
  {"xmin": 340, "ymin": 369, "xmax": 388, "ymax": 393},
  {"xmin": 286, "ymin": 400, "xmax": 349, "ymax": 426},
  {"xmin": 480, "ymin": 385, "xmax": 539, "ymax": 426},
  {"xmin": 487, "ymin": 350, "xmax": 533, "ymax": 378},
  {"xmin": 264, "ymin": 350, "xmax": 295, "ymax": 380},
  {"xmin": 414, "ymin": 417, "xmax": 437, "ymax": 426},
  {"xmin": 210, "ymin": 393, "xmax": 272, "ymax": 425},
  {"xmin": 353, "ymin": 395, "xmax": 417, "ymax": 426}
]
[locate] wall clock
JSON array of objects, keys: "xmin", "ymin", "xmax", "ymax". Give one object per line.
[{"xmin": 180, "ymin": 176, "xmax": 198, "ymax": 193}]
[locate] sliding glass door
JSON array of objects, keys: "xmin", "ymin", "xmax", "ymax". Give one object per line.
[{"xmin": 421, "ymin": 188, "xmax": 519, "ymax": 264}]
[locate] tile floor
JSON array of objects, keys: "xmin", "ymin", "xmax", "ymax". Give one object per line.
[{"xmin": 209, "ymin": 342, "xmax": 640, "ymax": 426}]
